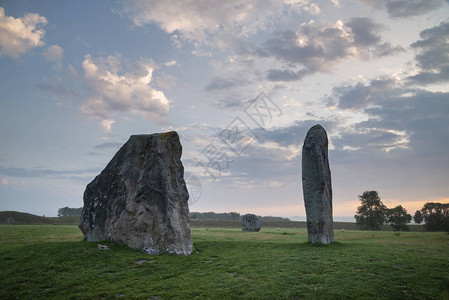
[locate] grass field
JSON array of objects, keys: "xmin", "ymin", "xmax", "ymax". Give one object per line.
[{"xmin": 1, "ymin": 225, "xmax": 448, "ymax": 299}]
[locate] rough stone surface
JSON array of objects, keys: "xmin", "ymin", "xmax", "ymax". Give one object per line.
[
  {"xmin": 302, "ymin": 124, "xmax": 334, "ymax": 244},
  {"xmin": 242, "ymin": 214, "xmax": 261, "ymax": 232},
  {"xmin": 79, "ymin": 131, "xmax": 193, "ymax": 255}
]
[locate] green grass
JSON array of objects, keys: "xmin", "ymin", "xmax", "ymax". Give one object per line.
[{"xmin": 1, "ymin": 225, "xmax": 448, "ymax": 299}]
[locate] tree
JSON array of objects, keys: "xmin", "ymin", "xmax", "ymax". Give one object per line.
[
  {"xmin": 386, "ymin": 205, "xmax": 412, "ymax": 231},
  {"xmin": 413, "ymin": 210, "xmax": 423, "ymax": 224},
  {"xmin": 57, "ymin": 207, "xmax": 82, "ymax": 217},
  {"xmin": 354, "ymin": 191, "xmax": 387, "ymax": 230},
  {"xmin": 414, "ymin": 202, "xmax": 449, "ymax": 232},
  {"xmin": 57, "ymin": 207, "xmax": 69, "ymax": 217}
]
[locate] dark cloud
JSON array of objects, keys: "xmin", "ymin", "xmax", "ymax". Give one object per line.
[
  {"xmin": 372, "ymin": 42, "xmax": 404, "ymax": 57},
  {"xmin": 328, "ymin": 76, "xmax": 399, "ymax": 110},
  {"xmin": 346, "ymin": 17, "xmax": 382, "ymax": 46},
  {"xmin": 253, "ymin": 119, "xmax": 340, "ymax": 149},
  {"xmin": 385, "ymin": 0, "xmax": 445, "ymax": 18},
  {"xmin": 362, "ymin": 90, "xmax": 449, "ymax": 136},
  {"xmin": 347, "ymin": 17, "xmax": 404, "ymax": 56},
  {"xmin": 214, "ymin": 97, "xmax": 248, "ymax": 110},
  {"xmin": 332, "ymin": 128, "xmax": 407, "ymax": 152},
  {"xmin": 407, "ymin": 66, "xmax": 449, "ymax": 85},
  {"xmin": 187, "ymin": 119, "xmax": 337, "ymax": 184},
  {"xmin": 205, "ymin": 76, "xmax": 252, "ymax": 91},
  {"xmin": 259, "ymin": 18, "xmax": 403, "ymax": 82},
  {"xmin": 261, "ymin": 27, "xmax": 351, "ymax": 72},
  {"xmin": 358, "ymin": 0, "xmax": 446, "ymax": 18},
  {"xmin": 266, "ymin": 68, "xmax": 308, "ymax": 82},
  {"xmin": 411, "ymin": 21, "xmax": 449, "ymax": 52},
  {"xmin": 329, "ymin": 77, "xmax": 449, "ymax": 156},
  {"xmin": 323, "ymin": 19, "xmax": 449, "ymax": 157},
  {"xmin": 255, "ymin": 121, "xmax": 311, "ymax": 147},
  {"xmin": 408, "ymin": 22, "xmax": 449, "ymax": 85}
]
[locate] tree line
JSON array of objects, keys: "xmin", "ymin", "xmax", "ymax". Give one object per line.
[
  {"xmin": 190, "ymin": 212, "xmax": 291, "ymax": 222},
  {"xmin": 354, "ymin": 191, "xmax": 449, "ymax": 232},
  {"xmin": 57, "ymin": 208, "xmax": 291, "ymax": 222}
]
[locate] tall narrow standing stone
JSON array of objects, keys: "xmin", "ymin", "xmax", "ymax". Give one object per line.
[
  {"xmin": 302, "ymin": 124, "xmax": 334, "ymax": 244},
  {"xmin": 79, "ymin": 131, "xmax": 193, "ymax": 255}
]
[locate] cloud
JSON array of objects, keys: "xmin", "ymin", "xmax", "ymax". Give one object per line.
[
  {"xmin": 0, "ymin": 7, "xmax": 47, "ymax": 58},
  {"xmin": 345, "ymin": 17, "xmax": 403, "ymax": 57},
  {"xmin": 407, "ymin": 67, "xmax": 449, "ymax": 85},
  {"xmin": 87, "ymin": 141, "xmax": 125, "ymax": 157},
  {"xmin": 121, "ymin": 0, "xmax": 322, "ymax": 52},
  {"xmin": 205, "ymin": 75, "xmax": 252, "ymax": 91},
  {"xmin": 1, "ymin": 177, "xmax": 8, "ymax": 185},
  {"xmin": 328, "ymin": 76, "xmax": 449, "ymax": 155},
  {"xmin": 266, "ymin": 68, "xmax": 308, "ymax": 82},
  {"xmin": 259, "ymin": 24, "xmax": 351, "ymax": 72},
  {"xmin": 371, "ymin": 41, "xmax": 405, "ymax": 57},
  {"xmin": 259, "ymin": 18, "xmax": 403, "ymax": 81},
  {"xmin": 357, "ymin": 0, "xmax": 446, "ymax": 18},
  {"xmin": 38, "ymin": 76, "xmax": 80, "ymax": 99},
  {"xmin": 327, "ymin": 76, "xmax": 399, "ymax": 110},
  {"xmin": 269, "ymin": 180, "xmax": 284, "ymax": 187},
  {"xmin": 408, "ymin": 22, "xmax": 449, "ymax": 85},
  {"xmin": 100, "ymin": 119, "xmax": 115, "ymax": 132},
  {"xmin": 122, "ymin": 0, "xmax": 269, "ymax": 44},
  {"xmin": 346, "ymin": 17, "xmax": 383, "ymax": 46},
  {"xmin": 42, "ymin": 44, "xmax": 64, "ymax": 62},
  {"xmin": 153, "ymin": 72, "xmax": 177, "ymax": 90},
  {"xmin": 327, "ymin": 21, "xmax": 449, "ymax": 155},
  {"xmin": 93, "ymin": 141, "xmax": 123, "ymax": 150},
  {"xmin": 222, "ymin": 74, "xmax": 448, "ymax": 206},
  {"xmin": 330, "ymin": 0, "xmax": 340, "ymax": 7},
  {"xmin": 361, "ymin": 90, "xmax": 449, "ymax": 154},
  {"xmin": 80, "ymin": 54, "xmax": 170, "ymax": 122},
  {"xmin": 63, "ymin": 64, "xmax": 78, "ymax": 80},
  {"xmin": 255, "ymin": 120, "xmax": 319, "ymax": 147},
  {"xmin": 0, "ymin": 166, "xmax": 101, "ymax": 178},
  {"xmin": 164, "ymin": 60, "xmax": 177, "ymax": 67},
  {"xmin": 333, "ymin": 128, "xmax": 410, "ymax": 153},
  {"xmin": 196, "ymin": 119, "xmax": 338, "ymax": 185}
]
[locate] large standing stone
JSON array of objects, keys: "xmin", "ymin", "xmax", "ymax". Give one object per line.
[
  {"xmin": 79, "ymin": 131, "xmax": 193, "ymax": 255},
  {"xmin": 302, "ymin": 124, "xmax": 334, "ymax": 244},
  {"xmin": 242, "ymin": 214, "xmax": 261, "ymax": 232}
]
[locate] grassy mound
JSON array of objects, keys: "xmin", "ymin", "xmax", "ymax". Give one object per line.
[
  {"xmin": 0, "ymin": 211, "xmax": 79, "ymax": 225},
  {"xmin": 0, "ymin": 211, "xmax": 53, "ymax": 224}
]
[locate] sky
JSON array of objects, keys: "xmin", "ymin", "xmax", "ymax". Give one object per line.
[{"xmin": 0, "ymin": 0, "xmax": 448, "ymax": 219}]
